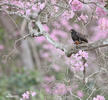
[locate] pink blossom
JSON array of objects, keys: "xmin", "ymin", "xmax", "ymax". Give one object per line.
[
  {"xmin": 53, "ymin": 83, "xmax": 67, "ymax": 95},
  {"xmin": 97, "ymin": 0, "xmax": 105, "ymax": 4},
  {"xmin": 69, "ymin": 0, "xmax": 73, "ymax": 4},
  {"xmin": 51, "ymin": 29, "xmax": 67, "ymax": 38},
  {"xmin": 42, "ymin": 84, "xmax": 52, "ymax": 94},
  {"xmin": 96, "ymin": 7, "xmax": 106, "ymax": 16},
  {"xmin": 22, "ymin": 93, "xmax": 29, "ymax": 99},
  {"xmin": 77, "ymin": 90, "xmax": 84, "ymax": 98},
  {"xmin": 92, "ymin": 30, "xmax": 107, "ymax": 41},
  {"xmin": 26, "ymin": 91, "xmax": 30, "ymax": 95},
  {"xmin": 53, "ymin": 22, "xmax": 61, "ymax": 28},
  {"xmin": 73, "ymin": 53, "xmax": 82, "ymax": 60},
  {"xmin": 80, "ymin": 66, "xmax": 84, "ymax": 71},
  {"xmin": 43, "ymin": 44, "xmax": 53, "ymax": 50},
  {"xmin": 74, "ymin": 61, "xmax": 84, "ymax": 71},
  {"xmin": 31, "ymin": 91, "xmax": 37, "ymax": 97},
  {"xmin": 51, "ymin": 0, "xmax": 56, "ymax": 4},
  {"xmin": 93, "ymin": 95, "xmax": 105, "ymax": 100},
  {"xmin": 45, "ymin": 87, "xmax": 52, "ymax": 94},
  {"xmin": 84, "ymin": 63, "xmax": 88, "ymax": 67},
  {"xmin": 71, "ymin": 0, "xmax": 83, "ymax": 11},
  {"xmin": 98, "ymin": 17, "xmax": 108, "ymax": 30},
  {"xmin": 56, "ymin": 49, "xmax": 64, "ymax": 55},
  {"xmin": 44, "ymin": 76, "xmax": 55, "ymax": 83},
  {"xmin": 41, "ymin": 52, "xmax": 49, "ymax": 58},
  {"xmin": 62, "ymin": 11, "xmax": 74, "ymax": 20},
  {"xmin": 0, "ymin": 44, "xmax": 4, "ymax": 50},
  {"xmin": 78, "ymin": 50, "xmax": 88, "ymax": 59},
  {"xmin": 54, "ymin": 6, "xmax": 59, "ymax": 12},
  {"xmin": 67, "ymin": 86, "xmax": 72, "ymax": 92},
  {"xmin": 52, "ymin": 64, "xmax": 60, "ymax": 72},
  {"xmin": 39, "ymin": 3, "xmax": 45, "ymax": 10},
  {"xmin": 35, "ymin": 37, "xmax": 46, "ymax": 43},
  {"xmin": 32, "ymin": 5, "xmax": 37, "ymax": 11},
  {"xmin": 50, "ymin": 34, "xmax": 58, "ymax": 41},
  {"xmin": 60, "ymin": 18, "xmax": 72, "ymax": 30},
  {"xmin": 43, "ymin": 24, "xmax": 50, "ymax": 32},
  {"xmin": 78, "ymin": 14, "xmax": 88, "ymax": 23},
  {"xmin": 26, "ymin": 9, "xmax": 31, "ymax": 16}
]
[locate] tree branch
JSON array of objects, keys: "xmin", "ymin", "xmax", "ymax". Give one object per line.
[{"xmin": 34, "ymin": 20, "xmax": 108, "ymax": 57}]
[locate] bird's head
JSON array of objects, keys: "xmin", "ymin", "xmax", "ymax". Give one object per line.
[{"xmin": 70, "ymin": 29, "xmax": 76, "ymax": 35}]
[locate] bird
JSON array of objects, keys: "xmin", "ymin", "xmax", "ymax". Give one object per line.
[{"xmin": 70, "ymin": 29, "xmax": 88, "ymax": 45}]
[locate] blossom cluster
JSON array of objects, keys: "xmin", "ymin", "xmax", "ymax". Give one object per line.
[
  {"xmin": 2, "ymin": 0, "xmax": 45, "ymax": 16},
  {"xmin": 93, "ymin": 95, "xmax": 105, "ymax": 100},
  {"xmin": 70, "ymin": 50, "xmax": 88, "ymax": 71},
  {"xmin": 20, "ymin": 91, "xmax": 36, "ymax": 100},
  {"xmin": 42, "ymin": 82, "xmax": 72, "ymax": 96},
  {"xmin": 70, "ymin": 0, "xmax": 83, "ymax": 11},
  {"xmin": 98, "ymin": 17, "xmax": 108, "ymax": 31}
]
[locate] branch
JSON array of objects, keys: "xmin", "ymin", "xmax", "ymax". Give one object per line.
[
  {"xmin": 79, "ymin": 0, "xmax": 108, "ymax": 13},
  {"xmin": 0, "ymin": 9, "xmax": 30, "ymax": 20},
  {"xmin": 66, "ymin": 38, "xmax": 108, "ymax": 56},
  {"xmin": 31, "ymin": 20, "xmax": 108, "ymax": 57},
  {"xmin": 2, "ymin": 1, "xmax": 108, "ymax": 57},
  {"xmin": 0, "ymin": 2, "xmax": 24, "ymax": 10},
  {"xmin": 86, "ymin": 88, "xmax": 96, "ymax": 100}
]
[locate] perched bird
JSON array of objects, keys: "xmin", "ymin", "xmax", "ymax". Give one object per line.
[{"xmin": 70, "ymin": 29, "xmax": 88, "ymax": 45}]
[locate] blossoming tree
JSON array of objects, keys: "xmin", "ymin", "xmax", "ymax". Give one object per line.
[{"xmin": 0, "ymin": 0, "xmax": 108, "ymax": 100}]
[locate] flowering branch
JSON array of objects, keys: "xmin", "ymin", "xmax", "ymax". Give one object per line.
[
  {"xmin": 1, "ymin": 0, "xmax": 108, "ymax": 58},
  {"xmin": 28, "ymin": 20, "xmax": 108, "ymax": 57}
]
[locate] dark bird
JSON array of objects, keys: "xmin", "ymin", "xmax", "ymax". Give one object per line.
[{"xmin": 70, "ymin": 29, "xmax": 88, "ymax": 45}]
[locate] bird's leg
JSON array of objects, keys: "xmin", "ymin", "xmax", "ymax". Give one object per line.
[{"xmin": 74, "ymin": 41, "xmax": 80, "ymax": 49}]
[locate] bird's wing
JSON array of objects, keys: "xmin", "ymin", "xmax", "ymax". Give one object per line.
[{"xmin": 77, "ymin": 32, "xmax": 88, "ymax": 43}]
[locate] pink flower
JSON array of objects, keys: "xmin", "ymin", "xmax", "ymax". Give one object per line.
[
  {"xmin": 51, "ymin": 0, "xmax": 56, "ymax": 4},
  {"xmin": 32, "ymin": 5, "xmax": 37, "ymax": 11},
  {"xmin": 67, "ymin": 86, "xmax": 72, "ymax": 92},
  {"xmin": 78, "ymin": 14, "xmax": 88, "ymax": 23},
  {"xmin": 77, "ymin": 90, "xmax": 84, "ymax": 98},
  {"xmin": 31, "ymin": 91, "xmax": 37, "ymax": 97},
  {"xmin": 71, "ymin": 0, "xmax": 83, "ymax": 11},
  {"xmin": 26, "ymin": 91, "xmax": 30, "ymax": 95},
  {"xmin": 97, "ymin": 0, "xmax": 105, "ymax": 4},
  {"xmin": 62, "ymin": 11, "xmax": 74, "ymax": 20},
  {"xmin": 51, "ymin": 29, "xmax": 67, "ymax": 38},
  {"xmin": 93, "ymin": 95, "xmax": 105, "ymax": 100},
  {"xmin": 45, "ymin": 87, "xmax": 52, "ymax": 94},
  {"xmin": 42, "ymin": 84, "xmax": 52, "ymax": 94},
  {"xmin": 78, "ymin": 50, "xmax": 88, "ymax": 59},
  {"xmin": 39, "ymin": 3, "xmax": 45, "ymax": 10},
  {"xmin": 60, "ymin": 18, "xmax": 72, "ymax": 30},
  {"xmin": 44, "ymin": 76, "xmax": 55, "ymax": 83},
  {"xmin": 50, "ymin": 34, "xmax": 58, "ymax": 41},
  {"xmin": 52, "ymin": 64, "xmax": 60, "ymax": 72},
  {"xmin": 41, "ymin": 52, "xmax": 49, "ymax": 58},
  {"xmin": 43, "ymin": 24, "xmax": 49, "ymax": 32},
  {"xmin": 22, "ymin": 93, "xmax": 29, "ymax": 99},
  {"xmin": 26, "ymin": 9, "xmax": 31, "ymax": 16},
  {"xmin": 0, "ymin": 44, "xmax": 4, "ymax": 50},
  {"xmin": 74, "ymin": 61, "xmax": 84, "ymax": 71},
  {"xmin": 96, "ymin": 7, "xmax": 106, "ymax": 16},
  {"xmin": 53, "ymin": 83, "xmax": 67, "ymax": 95},
  {"xmin": 98, "ymin": 17, "xmax": 108, "ymax": 30},
  {"xmin": 84, "ymin": 63, "xmax": 88, "ymax": 67},
  {"xmin": 35, "ymin": 37, "xmax": 46, "ymax": 43},
  {"xmin": 53, "ymin": 22, "xmax": 61, "ymax": 28}
]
